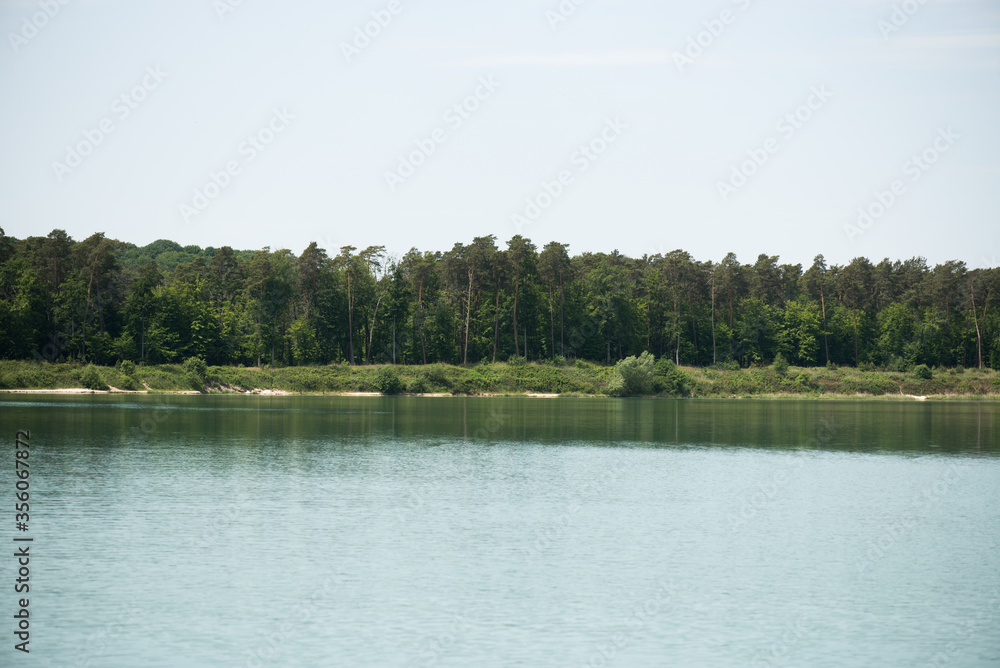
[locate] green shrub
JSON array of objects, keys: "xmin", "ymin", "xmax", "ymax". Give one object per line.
[
  {"xmin": 374, "ymin": 366, "xmax": 403, "ymax": 395},
  {"xmin": 913, "ymin": 364, "xmax": 933, "ymax": 380},
  {"xmin": 422, "ymin": 364, "xmax": 452, "ymax": 389},
  {"xmin": 507, "ymin": 355, "xmax": 526, "ymax": 367},
  {"xmin": 651, "ymin": 357, "xmax": 695, "ymax": 397},
  {"xmin": 955, "ymin": 365, "xmax": 965, "ymax": 374},
  {"xmin": 79, "ymin": 365, "xmax": 108, "ymax": 391},
  {"xmin": 118, "ymin": 376, "xmax": 140, "ymax": 391},
  {"xmin": 772, "ymin": 352, "xmax": 789, "ymax": 376},
  {"xmin": 451, "ymin": 376, "xmax": 480, "ymax": 395},
  {"xmin": 715, "ymin": 359, "xmax": 740, "ymax": 371},
  {"xmin": 607, "ymin": 351, "xmax": 654, "ymax": 397},
  {"xmin": 183, "ymin": 356, "xmax": 207, "ymax": 381},
  {"xmin": 654, "ymin": 357, "xmax": 675, "ymax": 377},
  {"xmin": 182, "ymin": 356, "xmax": 208, "ymax": 392},
  {"xmin": 407, "ymin": 375, "xmax": 429, "ymax": 394},
  {"xmin": 180, "ymin": 372, "xmax": 201, "ymax": 392},
  {"xmin": 886, "ymin": 356, "xmax": 911, "ymax": 373},
  {"xmin": 120, "ymin": 359, "xmax": 136, "ymax": 377}
]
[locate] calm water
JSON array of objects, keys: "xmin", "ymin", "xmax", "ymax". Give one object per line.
[{"xmin": 1, "ymin": 395, "xmax": 999, "ymax": 667}]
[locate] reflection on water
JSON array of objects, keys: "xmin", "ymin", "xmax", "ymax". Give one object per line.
[{"xmin": 5, "ymin": 394, "xmax": 998, "ymax": 455}]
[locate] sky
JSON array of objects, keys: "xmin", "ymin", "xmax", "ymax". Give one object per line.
[{"xmin": 1, "ymin": 0, "xmax": 998, "ymax": 269}]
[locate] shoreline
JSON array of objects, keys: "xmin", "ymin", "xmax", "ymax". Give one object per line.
[
  {"xmin": 1, "ymin": 387, "xmax": 996, "ymax": 401},
  {"xmin": 2, "ymin": 360, "xmax": 997, "ymax": 400}
]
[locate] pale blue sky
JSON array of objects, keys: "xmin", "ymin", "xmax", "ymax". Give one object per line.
[{"xmin": 1, "ymin": 0, "xmax": 998, "ymax": 267}]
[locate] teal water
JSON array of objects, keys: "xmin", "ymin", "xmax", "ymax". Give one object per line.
[{"xmin": 1, "ymin": 395, "xmax": 998, "ymax": 667}]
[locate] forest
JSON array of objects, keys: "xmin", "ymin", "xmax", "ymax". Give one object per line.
[{"xmin": 0, "ymin": 228, "xmax": 997, "ymax": 372}]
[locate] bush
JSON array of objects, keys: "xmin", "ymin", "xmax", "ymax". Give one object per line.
[
  {"xmin": 886, "ymin": 356, "xmax": 911, "ymax": 373},
  {"xmin": 374, "ymin": 366, "xmax": 403, "ymax": 395},
  {"xmin": 551, "ymin": 355, "xmax": 567, "ymax": 367},
  {"xmin": 119, "ymin": 359, "xmax": 136, "ymax": 377},
  {"xmin": 183, "ymin": 356, "xmax": 207, "ymax": 381},
  {"xmin": 183, "ymin": 372, "xmax": 205, "ymax": 392},
  {"xmin": 183, "ymin": 356, "xmax": 208, "ymax": 392},
  {"xmin": 654, "ymin": 357, "xmax": 675, "ymax": 377},
  {"xmin": 651, "ymin": 357, "xmax": 695, "ymax": 397},
  {"xmin": 79, "ymin": 365, "xmax": 108, "ymax": 391},
  {"xmin": 607, "ymin": 351, "xmax": 654, "ymax": 397},
  {"xmin": 507, "ymin": 355, "xmax": 526, "ymax": 367},
  {"xmin": 422, "ymin": 364, "xmax": 451, "ymax": 389},
  {"xmin": 794, "ymin": 372, "xmax": 813, "ymax": 389},
  {"xmin": 772, "ymin": 352, "xmax": 789, "ymax": 376},
  {"xmin": 450, "ymin": 376, "xmax": 482, "ymax": 395},
  {"xmin": 406, "ymin": 375, "xmax": 429, "ymax": 394},
  {"xmin": 714, "ymin": 359, "xmax": 740, "ymax": 371},
  {"xmin": 117, "ymin": 376, "xmax": 140, "ymax": 391},
  {"xmin": 913, "ymin": 364, "xmax": 933, "ymax": 380}
]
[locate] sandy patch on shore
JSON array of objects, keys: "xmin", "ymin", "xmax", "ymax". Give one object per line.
[{"xmin": 0, "ymin": 388, "xmax": 98, "ymax": 394}]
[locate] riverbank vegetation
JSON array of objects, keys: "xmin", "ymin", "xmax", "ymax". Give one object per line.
[
  {"xmin": 2, "ymin": 229, "xmax": 998, "ymax": 378},
  {"xmin": 2, "ymin": 358, "xmax": 997, "ymax": 398}
]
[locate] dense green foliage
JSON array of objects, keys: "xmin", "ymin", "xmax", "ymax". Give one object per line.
[
  {"xmin": 2, "ymin": 359, "xmax": 996, "ymax": 398},
  {"xmin": 373, "ymin": 366, "xmax": 403, "ymax": 395},
  {"xmin": 653, "ymin": 358, "xmax": 694, "ymax": 397},
  {"xmin": 2, "ymin": 228, "xmax": 998, "ymax": 374},
  {"xmin": 772, "ymin": 352, "xmax": 789, "ymax": 376},
  {"xmin": 608, "ymin": 352, "xmax": 655, "ymax": 396},
  {"xmin": 78, "ymin": 364, "xmax": 108, "ymax": 391}
]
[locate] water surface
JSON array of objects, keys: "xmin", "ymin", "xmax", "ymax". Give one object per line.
[{"xmin": 2, "ymin": 395, "xmax": 998, "ymax": 667}]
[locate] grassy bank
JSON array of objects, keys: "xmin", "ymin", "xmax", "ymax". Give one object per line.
[{"xmin": 1, "ymin": 359, "xmax": 999, "ymax": 399}]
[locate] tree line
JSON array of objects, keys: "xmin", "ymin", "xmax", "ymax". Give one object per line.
[{"xmin": 1, "ymin": 228, "xmax": 997, "ymax": 371}]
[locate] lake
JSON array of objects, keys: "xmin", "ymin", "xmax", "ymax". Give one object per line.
[{"xmin": 2, "ymin": 395, "xmax": 999, "ymax": 667}]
